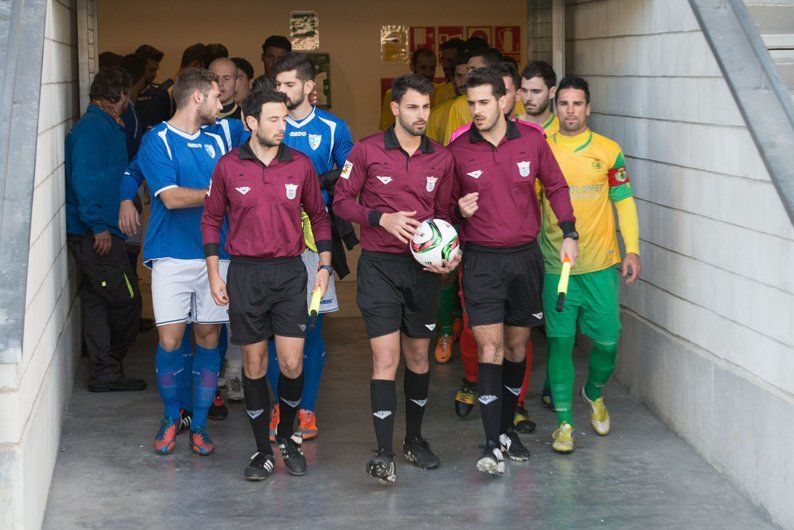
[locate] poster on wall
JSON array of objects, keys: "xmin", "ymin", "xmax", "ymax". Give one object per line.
[
  {"xmin": 410, "ymin": 27, "xmax": 436, "ymax": 54},
  {"xmin": 290, "ymin": 11, "xmax": 320, "ymax": 51},
  {"xmin": 307, "ymin": 53, "xmax": 331, "ymax": 109},
  {"xmin": 437, "ymin": 26, "xmax": 464, "ymax": 64},
  {"xmin": 381, "ymin": 25, "xmax": 409, "ymax": 63},
  {"xmin": 495, "ymin": 26, "xmax": 521, "ymax": 60},
  {"xmin": 466, "ymin": 26, "xmax": 493, "ymax": 45}
]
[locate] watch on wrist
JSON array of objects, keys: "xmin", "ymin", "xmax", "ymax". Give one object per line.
[
  {"xmin": 563, "ymin": 230, "xmax": 579, "ymax": 241},
  {"xmin": 318, "ymin": 264, "xmax": 333, "ymax": 275}
]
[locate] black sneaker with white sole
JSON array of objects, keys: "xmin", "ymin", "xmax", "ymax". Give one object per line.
[
  {"xmin": 245, "ymin": 451, "xmax": 276, "ymax": 481},
  {"xmin": 499, "ymin": 429, "xmax": 530, "ymax": 461},
  {"xmin": 276, "ymin": 433, "xmax": 307, "ymax": 476},
  {"xmin": 476, "ymin": 443, "xmax": 505, "ymax": 475},
  {"xmin": 366, "ymin": 449, "xmax": 396, "ymax": 484},
  {"xmin": 177, "ymin": 409, "xmax": 192, "ymax": 435},
  {"xmin": 403, "ymin": 435, "xmax": 440, "ymax": 469}
]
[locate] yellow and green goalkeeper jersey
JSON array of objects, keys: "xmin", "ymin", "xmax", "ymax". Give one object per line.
[
  {"xmin": 541, "ymin": 112, "xmax": 559, "ymax": 136},
  {"xmin": 541, "ymin": 128, "xmax": 633, "ymax": 274}
]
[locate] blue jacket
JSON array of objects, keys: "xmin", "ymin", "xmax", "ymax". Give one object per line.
[{"xmin": 65, "ymin": 104, "xmax": 128, "ymax": 238}]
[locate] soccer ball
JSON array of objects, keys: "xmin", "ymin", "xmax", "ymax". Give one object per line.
[{"xmin": 410, "ymin": 219, "xmax": 460, "ymax": 267}]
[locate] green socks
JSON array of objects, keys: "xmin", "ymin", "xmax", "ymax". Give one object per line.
[
  {"xmin": 584, "ymin": 341, "xmax": 618, "ymax": 400},
  {"xmin": 547, "ymin": 336, "xmax": 576, "ymax": 425}
]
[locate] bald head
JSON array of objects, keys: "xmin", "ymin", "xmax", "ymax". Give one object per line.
[{"xmin": 209, "ymin": 57, "xmax": 237, "ymax": 105}]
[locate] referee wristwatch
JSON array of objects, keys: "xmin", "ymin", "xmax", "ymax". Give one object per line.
[
  {"xmin": 563, "ymin": 230, "xmax": 579, "ymax": 240},
  {"xmin": 318, "ymin": 264, "xmax": 333, "ymax": 275}
]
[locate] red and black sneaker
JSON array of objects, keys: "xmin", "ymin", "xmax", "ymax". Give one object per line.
[
  {"xmin": 208, "ymin": 389, "xmax": 228, "ymax": 420},
  {"xmin": 177, "ymin": 409, "xmax": 192, "ymax": 434}
]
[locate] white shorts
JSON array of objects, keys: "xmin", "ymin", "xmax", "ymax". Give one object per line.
[
  {"xmin": 302, "ymin": 249, "xmax": 339, "ymax": 314},
  {"xmin": 151, "ymin": 258, "xmax": 230, "ymax": 326}
]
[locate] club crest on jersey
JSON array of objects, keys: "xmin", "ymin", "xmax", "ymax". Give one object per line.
[
  {"xmin": 426, "ymin": 176, "xmax": 438, "ymax": 192},
  {"xmin": 308, "ymin": 134, "xmax": 322, "ymax": 150},
  {"xmin": 204, "ymin": 144, "xmax": 216, "ymax": 159},
  {"xmin": 340, "ymin": 160, "xmax": 353, "ymax": 179},
  {"xmin": 285, "ymin": 183, "xmax": 298, "ymax": 200},
  {"xmin": 517, "ymin": 161, "xmax": 531, "ymax": 177}
]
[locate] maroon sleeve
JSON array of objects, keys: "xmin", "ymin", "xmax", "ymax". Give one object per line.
[
  {"xmin": 301, "ymin": 159, "xmax": 332, "ymax": 252},
  {"xmin": 332, "ymin": 142, "xmax": 379, "ymax": 227},
  {"xmin": 433, "ymin": 151, "xmax": 455, "ymax": 222},
  {"xmin": 447, "ymin": 147, "xmax": 466, "ymax": 225},
  {"xmin": 201, "ymin": 159, "xmax": 229, "ymax": 257},
  {"xmin": 536, "ymin": 137, "xmax": 576, "ymax": 231}
]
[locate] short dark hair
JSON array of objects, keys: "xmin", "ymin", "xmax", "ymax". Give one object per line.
[
  {"xmin": 231, "ymin": 57, "xmax": 254, "ymax": 80},
  {"xmin": 411, "ymin": 47, "xmax": 435, "ymax": 68},
  {"xmin": 556, "ymin": 76, "xmax": 590, "ymax": 103},
  {"xmin": 470, "ymin": 47, "xmax": 503, "ymax": 67},
  {"xmin": 204, "ymin": 43, "xmax": 228, "ymax": 68},
  {"xmin": 172, "ymin": 68, "xmax": 218, "ymax": 107},
  {"xmin": 120, "ymin": 54, "xmax": 146, "ymax": 85},
  {"xmin": 391, "ymin": 74, "xmax": 434, "ymax": 103},
  {"xmin": 440, "ymin": 38, "xmax": 466, "ymax": 54},
  {"xmin": 521, "ymin": 61, "xmax": 557, "ymax": 89},
  {"xmin": 89, "ymin": 67, "xmax": 132, "ymax": 103},
  {"xmin": 466, "ymin": 66, "xmax": 506, "ymax": 99},
  {"xmin": 134, "ymin": 44, "xmax": 164, "ymax": 63},
  {"xmin": 98, "ymin": 51, "xmax": 123, "ymax": 69},
  {"xmin": 454, "ymin": 53, "xmax": 471, "ymax": 69},
  {"xmin": 494, "ymin": 61, "xmax": 520, "ymax": 91},
  {"xmin": 252, "ymin": 74, "xmax": 275, "ymax": 92},
  {"xmin": 262, "ymin": 35, "xmax": 292, "ymax": 54},
  {"xmin": 271, "ymin": 52, "xmax": 315, "ymax": 82},
  {"xmin": 464, "ymin": 36, "xmax": 489, "ymax": 53},
  {"xmin": 180, "ymin": 43, "xmax": 206, "ymax": 68},
  {"xmin": 242, "ymin": 88, "xmax": 288, "ymax": 121}
]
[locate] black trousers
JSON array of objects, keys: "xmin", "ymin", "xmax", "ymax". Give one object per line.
[{"xmin": 68, "ymin": 233, "xmax": 141, "ymax": 383}]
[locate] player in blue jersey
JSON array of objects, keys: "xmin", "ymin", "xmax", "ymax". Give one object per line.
[
  {"xmin": 127, "ymin": 68, "xmax": 231, "ymax": 456},
  {"xmin": 265, "ymin": 52, "xmax": 354, "ymax": 441}
]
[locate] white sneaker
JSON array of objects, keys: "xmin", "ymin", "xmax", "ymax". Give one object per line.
[{"xmin": 226, "ymin": 373, "xmax": 244, "ymax": 402}]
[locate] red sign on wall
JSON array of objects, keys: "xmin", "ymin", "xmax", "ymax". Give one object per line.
[
  {"xmin": 495, "ymin": 26, "xmax": 521, "ymax": 58},
  {"xmin": 466, "ymin": 26, "xmax": 492, "ymax": 45},
  {"xmin": 410, "ymin": 27, "xmax": 436, "ymax": 54},
  {"xmin": 438, "ymin": 26, "xmax": 464, "ymax": 44}
]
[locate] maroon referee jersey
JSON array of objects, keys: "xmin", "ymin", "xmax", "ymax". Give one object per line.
[
  {"xmin": 201, "ymin": 142, "xmax": 331, "ymax": 259},
  {"xmin": 447, "ymin": 120, "xmax": 575, "ymax": 247},
  {"xmin": 333, "ymin": 126, "xmax": 454, "ymax": 254}
]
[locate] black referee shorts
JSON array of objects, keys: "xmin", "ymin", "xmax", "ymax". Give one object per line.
[
  {"xmin": 356, "ymin": 250, "xmax": 441, "ymax": 339},
  {"xmin": 227, "ymin": 256, "xmax": 307, "ymax": 345},
  {"xmin": 461, "ymin": 242, "xmax": 545, "ymax": 328}
]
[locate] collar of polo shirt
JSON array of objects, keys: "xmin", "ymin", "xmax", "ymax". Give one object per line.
[
  {"xmin": 383, "ymin": 125, "xmax": 435, "ymax": 154},
  {"xmin": 238, "ymin": 141, "xmax": 293, "ymax": 164},
  {"xmin": 468, "ymin": 119, "xmax": 522, "ymax": 144}
]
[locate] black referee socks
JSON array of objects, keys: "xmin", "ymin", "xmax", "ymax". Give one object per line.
[
  {"xmin": 243, "ymin": 374, "xmax": 272, "ymax": 454},
  {"xmin": 404, "ymin": 368, "xmax": 430, "ymax": 438},
  {"xmin": 277, "ymin": 372, "xmax": 304, "ymax": 438},
  {"xmin": 478, "ymin": 362, "xmax": 503, "ymax": 446},
  {"xmin": 371, "ymin": 379, "xmax": 396, "ymax": 453},
  {"xmin": 501, "ymin": 359, "xmax": 526, "ymax": 433}
]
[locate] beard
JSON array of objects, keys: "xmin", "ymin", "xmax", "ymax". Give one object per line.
[
  {"xmin": 255, "ymin": 132, "xmax": 281, "ymax": 147},
  {"xmin": 398, "ymin": 115, "xmax": 426, "ymax": 136},
  {"xmin": 524, "ymin": 97, "xmax": 550, "ymax": 116},
  {"xmin": 473, "ymin": 112, "xmax": 499, "ymax": 132},
  {"xmin": 286, "ymin": 92, "xmax": 304, "ymax": 110}
]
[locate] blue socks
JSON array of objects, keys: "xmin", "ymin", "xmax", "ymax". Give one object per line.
[
  {"xmin": 266, "ymin": 314, "xmax": 326, "ymax": 411},
  {"xmin": 155, "ymin": 344, "xmax": 182, "ymax": 419},
  {"xmin": 177, "ymin": 325, "xmax": 193, "ymax": 413},
  {"xmin": 192, "ymin": 344, "xmax": 221, "ymax": 429}
]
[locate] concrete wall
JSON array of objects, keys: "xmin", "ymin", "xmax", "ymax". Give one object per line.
[
  {"xmin": 527, "ymin": 0, "xmax": 553, "ymax": 63},
  {"xmin": 564, "ymin": 0, "xmax": 794, "ymax": 527},
  {"xmin": 0, "ymin": 0, "xmax": 82, "ymax": 527}
]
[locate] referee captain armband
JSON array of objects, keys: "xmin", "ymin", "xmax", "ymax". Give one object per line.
[{"xmin": 608, "ymin": 166, "xmax": 631, "ymax": 187}]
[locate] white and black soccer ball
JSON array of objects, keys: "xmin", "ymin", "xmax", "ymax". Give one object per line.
[{"xmin": 410, "ymin": 219, "xmax": 460, "ymax": 267}]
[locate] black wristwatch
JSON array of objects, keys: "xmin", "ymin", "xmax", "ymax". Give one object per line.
[
  {"xmin": 318, "ymin": 264, "xmax": 333, "ymax": 275},
  {"xmin": 563, "ymin": 230, "xmax": 579, "ymax": 240}
]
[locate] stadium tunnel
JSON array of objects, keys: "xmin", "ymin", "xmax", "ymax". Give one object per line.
[{"xmin": 0, "ymin": 0, "xmax": 793, "ymax": 527}]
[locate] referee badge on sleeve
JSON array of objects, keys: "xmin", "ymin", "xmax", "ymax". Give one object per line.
[
  {"xmin": 517, "ymin": 161, "xmax": 531, "ymax": 177},
  {"xmin": 285, "ymin": 183, "xmax": 298, "ymax": 200},
  {"xmin": 340, "ymin": 160, "xmax": 353, "ymax": 179}
]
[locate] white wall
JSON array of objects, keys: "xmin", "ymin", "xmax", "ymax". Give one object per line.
[
  {"xmin": 564, "ymin": 0, "xmax": 794, "ymax": 527},
  {"xmin": 0, "ymin": 0, "xmax": 81, "ymax": 527}
]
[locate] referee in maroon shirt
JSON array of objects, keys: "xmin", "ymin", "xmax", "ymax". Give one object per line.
[
  {"xmin": 333, "ymin": 74, "xmax": 458, "ymax": 484},
  {"xmin": 201, "ymin": 89, "xmax": 331, "ymax": 481},
  {"xmin": 447, "ymin": 67, "xmax": 579, "ymax": 475}
]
